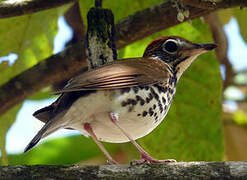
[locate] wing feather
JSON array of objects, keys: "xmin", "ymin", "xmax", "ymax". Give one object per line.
[{"xmin": 55, "ymin": 57, "xmax": 171, "ymax": 94}]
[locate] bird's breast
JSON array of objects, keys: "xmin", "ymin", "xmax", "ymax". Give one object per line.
[{"xmin": 97, "ymin": 83, "xmax": 176, "ymax": 142}]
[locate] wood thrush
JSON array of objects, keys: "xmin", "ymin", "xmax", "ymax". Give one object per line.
[{"xmin": 25, "ymin": 36, "xmax": 216, "ymax": 164}]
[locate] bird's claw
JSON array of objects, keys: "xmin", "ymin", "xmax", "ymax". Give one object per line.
[
  {"xmin": 106, "ymin": 159, "xmax": 118, "ymax": 165},
  {"xmin": 130, "ymin": 159, "xmax": 148, "ymax": 166}
]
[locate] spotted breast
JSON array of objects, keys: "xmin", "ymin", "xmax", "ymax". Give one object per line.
[{"xmin": 69, "ymin": 72, "xmax": 177, "ymax": 143}]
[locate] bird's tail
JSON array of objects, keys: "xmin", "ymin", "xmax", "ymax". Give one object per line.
[{"xmin": 24, "ymin": 119, "xmax": 61, "ymax": 153}]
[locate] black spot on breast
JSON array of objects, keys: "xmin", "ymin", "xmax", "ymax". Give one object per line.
[
  {"xmin": 136, "ymin": 95, "xmax": 145, "ymax": 106},
  {"xmin": 127, "ymin": 98, "xmax": 137, "ymax": 105},
  {"xmin": 139, "ymin": 86, "xmax": 145, "ymax": 90},
  {"xmin": 121, "ymin": 101, "xmax": 127, "ymax": 107},
  {"xmin": 144, "ymin": 86, "xmax": 149, "ymax": 91},
  {"xmin": 159, "ymin": 102, "xmax": 163, "ymax": 113},
  {"xmin": 132, "ymin": 87, "xmax": 139, "ymax": 93},
  {"xmin": 150, "ymin": 87, "xmax": 159, "ymax": 101},
  {"xmin": 154, "ymin": 84, "xmax": 167, "ymax": 94},
  {"xmin": 150, "ymin": 87, "xmax": 163, "ymax": 114},
  {"xmin": 145, "ymin": 93, "xmax": 154, "ymax": 103},
  {"xmin": 132, "ymin": 99, "xmax": 137, "ymax": 105},
  {"xmin": 154, "ymin": 112, "xmax": 157, "ymax": 117},
  {"xmin": 142, "ymin": 111, "xmax": 148, "ymax": 117},
  {"xmin": 162, "ymin": 97, "xmax": 166, "ymax": 104},
  {"xmin": 149, "ymin": 107, "xmax": 154, "ymax": 116},
  {"xmin": 153, "ymin": 104, "xmax": 156, "ymax": 109},
  {"xmin": 155, "ymin": 116, "xmax": 158, "ymax": 122},
  {"xmin": 168, "ymin": 87, "xmax": 174, "ymax": 94},
  {"xmin": 137, "ymin": 113, "xmax": 141, "ymax": 116},
  {"xmin": 120, "ymin": 87, "xmax": 131, "ymax": 94}
]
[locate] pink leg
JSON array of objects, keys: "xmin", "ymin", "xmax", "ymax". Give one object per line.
[
  {"xmin": 109, "ymin": 112, "xmax": 176, "ymax": 164},
  {"xmin": 84, "ymin": 123, "xmax": 118, "ymax": 164}
]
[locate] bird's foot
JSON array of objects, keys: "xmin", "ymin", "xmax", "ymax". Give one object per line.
[
  {"xmin": 106, "ymin": 159, "xmax": 118, "ymax": 165},
  {"xmin": 131, "ymin": 152, "xmax": 176, "ymax": 165}
]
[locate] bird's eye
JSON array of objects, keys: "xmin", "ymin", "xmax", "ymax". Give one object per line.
[{"xmin": 162, "ymin": 39, "xmax": 178, "ymax": 54}]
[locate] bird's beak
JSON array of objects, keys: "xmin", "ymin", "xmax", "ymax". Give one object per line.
[
  {"xmin": 198, "ymin": 43, "xmax": 217, "ymax": 51},
  {"xmin": 182, "ymin": 42, "xmax": 217, "ymax": 56}
]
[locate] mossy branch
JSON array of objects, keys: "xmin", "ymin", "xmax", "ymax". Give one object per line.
[{"xmin": 1, "ymin": 162, "xmax": 247, "ymax": 179}]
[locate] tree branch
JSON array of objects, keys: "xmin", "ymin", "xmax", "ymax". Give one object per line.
[
  {"xmin": 0, "ymin": 0, "xmax": 246, "ymax": 116},
  {"xmin": 204, "ymin": 12, "xmax": 234, "ymax": 89},
  {"xmin": 1, "ymin": 162, "xmax": 247, "ymax": 179},
  {"xmin": 86, "ymin": 7, "xmax": 117, "ymax": 69},
  {"xmin": 0, "ymin": 42, "xmax": 87, "ymax": 116},
  {"xmin": 114, "ymin": 0, "xmax": 247, "ymax": 48},
  {"xmin": 181, "ymin": 0, "xmax": 247, "ymax": 9},
  {"xmin": 0, "ymin": 0, "xmax": 76, "ymax": 19}
]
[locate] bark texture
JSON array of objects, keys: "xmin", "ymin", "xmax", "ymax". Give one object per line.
[
  {"xmin": 0, "ymin": 0, "xmax": 76, "ymax": 18},
  {"xmin": 86, "ymin": 7, "xmax": 117, "ymax": 69},
  {"xmin": 0, "ymin": 162, "xmax": 247, "ymax": 179}
]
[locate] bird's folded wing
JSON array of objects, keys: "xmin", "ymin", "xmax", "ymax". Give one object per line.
[{"xmin": 54, "ymin": 58, "xmax": 171, "ymax": 94}]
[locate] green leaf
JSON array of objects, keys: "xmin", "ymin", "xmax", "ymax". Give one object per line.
[
  {"xmin": 234, "ymin": 8, "xmax": 247, "ymax": 43},
  {"xmin": 121, "ymin": 19, "xmax": 223, "ymax": 161},
  {"xmin": 217, "ymin": 9, "xmax": 233, "ymax": 25},
  {"xmin": 0, "ymin": 104, "xmax": 22, "ymax": 165},
  {"xmin": 5, "ymin": 135, "xmax": 121, "ymax": 165},
  {"xmin": 0, "ymin": 5, "xmax": 70, "ymax": 86}
]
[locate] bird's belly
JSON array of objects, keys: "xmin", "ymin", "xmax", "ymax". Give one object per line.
[
  {"xmin": 90, "ymin": 87, "xmax": 171, "ymax": 143},
  {"xmin": 91, "ymin": 110, "xmax": 164, "ymax": 143}
]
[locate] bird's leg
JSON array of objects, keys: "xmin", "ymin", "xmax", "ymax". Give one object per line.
[
  {"xmin": 109, "ymin": 112, "xmax": 176, "ymax": 164},
  {"xmin": 83, "ymin": 123, "xmax": 118, "ymax": 164}
]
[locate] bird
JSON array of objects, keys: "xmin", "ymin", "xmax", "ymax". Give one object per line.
[{"xmin": 24, "ymin": 36, "xmax": 216, "ymax": 164}]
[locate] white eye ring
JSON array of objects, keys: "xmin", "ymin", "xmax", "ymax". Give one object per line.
[{"xmin": 162, "ymin": 39, "xmax": 179, "ymax": 54}]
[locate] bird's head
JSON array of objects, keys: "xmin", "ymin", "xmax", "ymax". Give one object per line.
[{"xmin": 143, "ymin": 36, "xmax": 217, "ymax": 79}]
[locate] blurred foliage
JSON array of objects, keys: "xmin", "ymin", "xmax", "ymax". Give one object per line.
[
  {"xmin": 28, "ymin": 87, "xmax": 54, "ymax": 101},
  {"xmin": 233, "ymin": 110, "xmax": 247, "ymax": 126},
  {"xmin": 234, "ymin": 8, "xmax": 247, "ymax": 43},
  {"xmin": 0, "ymin": 104, "xmax": 22, "ymax": 165},
  {"xmin": 218, "ymin": 8, "xmax": 247, "ymax": 43},
  {"xmin": 2, "ymin": 0, "xmax": 247, "ymax": 165},
  {"xmin": 0, "ymin": 4, "xmax": 70, "ymax": 165},
  {"xmin": 0, "ymin": 9, "xmax": 57, "ymax": 86},
  {"xmin": 217, "ymin": 7, "xmax": 247, "ymax": 161},
  {"xmin": 1, "ymin": 135, "xmax": 122, "ymax": 165}
]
